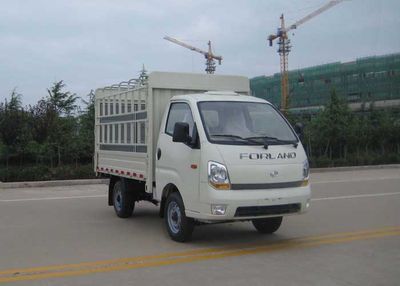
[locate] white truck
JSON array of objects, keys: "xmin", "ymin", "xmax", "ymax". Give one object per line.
[{"xmin": 94, "ymin": 72, "xmax": 311, "ymax": 242}]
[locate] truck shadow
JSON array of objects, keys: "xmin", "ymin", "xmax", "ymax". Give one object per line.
[
  {"xmin": 192, "ymin": 223, "xmax": 287, "ymax": 246},
  {"xmin": 129, "ymin": 204, "xmax": 289, "ymax": 247}
]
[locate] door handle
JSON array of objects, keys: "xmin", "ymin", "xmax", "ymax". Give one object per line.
[{"xmin": 157, "ymin": 148, "xmax": 162, "ymax": 160}]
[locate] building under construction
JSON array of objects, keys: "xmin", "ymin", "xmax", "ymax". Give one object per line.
[{"xmin": 250, "ymin": 53, "xmax": 400, "ymax": 113}]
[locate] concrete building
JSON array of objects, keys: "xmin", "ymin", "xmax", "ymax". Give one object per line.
[{"xmin": 250, "ymin": 53, "xmax": 400, "ymax": 113}]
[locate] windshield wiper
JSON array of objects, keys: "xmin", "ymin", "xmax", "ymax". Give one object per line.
[
  {"xmin": 246, "ymin": 136, "xmax": 279, "ymax": 141},
  {"xmin": 210, "ymin": 134, "xmax": 261, "ymax": 145},
  {"xmin": 245, "ymin": 136, "xmax": 298, "ymax": 149}
]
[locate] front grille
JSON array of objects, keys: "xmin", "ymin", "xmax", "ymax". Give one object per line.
[
  {"xmin": 231, "ymin": 181, "xmax": 304, "ymax": 190},
  {"xmin": 234, "ymin": 203, "xmax": 301, "ymax": 217}
]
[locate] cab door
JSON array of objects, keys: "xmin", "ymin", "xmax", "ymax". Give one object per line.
[{"xmin": 155, "ymin": 102, "xmax": 201, "ymax": 212}]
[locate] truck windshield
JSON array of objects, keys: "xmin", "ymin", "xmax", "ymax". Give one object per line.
[{"xmin": 197, "ymin": 101, "xmax": 298, "ymax": 145}]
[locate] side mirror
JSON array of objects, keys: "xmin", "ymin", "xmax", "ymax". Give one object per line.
[
  {"xmin": 294, "ymin": 122, "xmax": 304, "ymax": 137},
  {"xmin": 172, "ymin": 122, "xmax": 190, "ymax": 143}
]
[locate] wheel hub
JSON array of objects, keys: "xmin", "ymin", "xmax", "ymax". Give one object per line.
[
  {"xmin": 167, "ymin": 201, "xmax": 181, "ymax": 234},
  {"xmin": 114, "ymin": 189, "xmax": 122, "ymax": 211}
]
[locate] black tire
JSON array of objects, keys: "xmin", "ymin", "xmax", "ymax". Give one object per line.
[
  {"xmin": 252, "ymin": 216, "xmax": 283, "ymax": 234},
  {"xmin": 164, "ymin": 192, "xmax": 194, "ymax": 242},
  {"xmin": 113, "ymin": 180, "xmax": 135, "ymax": 218}
]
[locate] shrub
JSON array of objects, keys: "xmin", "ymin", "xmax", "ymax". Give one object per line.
[{"xmin": 0, "ymin": 164, "xmax": 95, "ymax": 182}]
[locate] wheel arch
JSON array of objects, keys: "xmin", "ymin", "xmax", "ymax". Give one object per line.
[
  {"xmin": 108, "ymin": 175, "xmax": 119, "ymax": 206},
  {"xmin": 159, "ymin": 183, "xmax": 180, "ymax": 218},
  {"xmin": 108, "ymin": 176, "xmax": 145, "ymax": 206}
]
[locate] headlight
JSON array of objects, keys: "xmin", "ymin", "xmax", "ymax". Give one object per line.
[
  {"xmin": 208, "ymin": 161, "xmax": 231, "ymax": 190},
  {"xmin": 303, "ymin": 159, "xmax": 310, "ymax": 179}
]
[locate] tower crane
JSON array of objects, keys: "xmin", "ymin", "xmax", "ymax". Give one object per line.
[
  {"xmin": 268, "ymin": 0, "xmax": 345, "ymax": 112},
  {"xmin": 164, "ymin": 36, "xmax": 223, "ymax": 74}
]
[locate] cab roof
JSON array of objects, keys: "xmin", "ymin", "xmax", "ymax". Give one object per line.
[{"xmin": 170, "ymin": 91, "xmax": 271, "ymax": 104}]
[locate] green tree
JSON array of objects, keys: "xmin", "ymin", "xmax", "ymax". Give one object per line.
[
  {"xmin": 47, "ymin": 80, "xmax": 78, "ymax": 116},
  {"xmin": 369, "ymin": 108, "xmax": 395, "ymax": 156},
  {"xmin": 29, "ymin": 99, "xmax": 52, "ymax": 144},
  {"xmin": 30, "ymin": 81, "xmax": 79, "ymax": 166},
  {"xmin": 77, "ymin": 90, "xmax": 95, "ymax": 163},
  {"xmin": 0, "ymin": 89, "xmax": 31, "ymax": 168},
  {"xmin": 309, "ymin": 89, "xmax": 353, "ymax": 160}
]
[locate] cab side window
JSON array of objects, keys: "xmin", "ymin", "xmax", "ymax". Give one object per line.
[{"xmin": 165, "ymin": 103, "xmax": 194, "ymax": 136}]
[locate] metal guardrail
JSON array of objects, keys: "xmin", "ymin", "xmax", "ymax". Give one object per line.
[{"xmin": 101, "ymin": 78, "xmax": 144, "ymax": 91}]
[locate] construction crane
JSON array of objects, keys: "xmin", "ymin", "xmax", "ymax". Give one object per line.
[
  {"xmin": 268, "ymin": 0, "xmax": 345, "ymax": 112},
  {"xmin": 164, "ymin": 36, "xmax": 223, "ymax": 74}
]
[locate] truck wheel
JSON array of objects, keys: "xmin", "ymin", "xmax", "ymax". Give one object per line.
[
  {"xmin": 164, "ymin": 192, "xmax": 194, "ymax": 242},
  {"xmin": 113, "ymin": 180, "xmax": 135, "ymax": 218},
  {"xmin": 252, "ymin": 216, "xmax": 283, "ymax": 234}
]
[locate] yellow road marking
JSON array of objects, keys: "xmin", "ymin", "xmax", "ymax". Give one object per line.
[
  {"xmin": 0, "ymin": 225, "xmax": 397, "ymax": 276},
  {"xmin": 0, "ymin": 226, "xmax": 399, "ymax": 283}
]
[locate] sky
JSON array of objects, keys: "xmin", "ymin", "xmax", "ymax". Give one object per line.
[{"xmin": 1, "ymin": 0, "xmax": 399, "ymax": 106}]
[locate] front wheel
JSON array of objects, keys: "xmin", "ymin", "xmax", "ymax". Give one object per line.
[
  {"xmin": 164, "ymin": 192, "xmax": 194, "ymax": 242},
  {"xmin": 252, "ymin": 216, "xmax": 283, "ymax": 234}
]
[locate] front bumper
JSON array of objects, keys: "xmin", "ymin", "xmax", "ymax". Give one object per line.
[{"xmin": 185, "ymin": 181, "xmax": 311, "ymax": 221}]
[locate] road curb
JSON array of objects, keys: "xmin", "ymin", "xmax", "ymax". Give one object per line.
[
  {"xmin": 0, "ymin": 179, "xmax": 109, "ymax": 189},
  {"xmin": 1, "ymin": 164, "xmax": 399, "ymax": 189},
  {"xmin": 311, "ymin": 164, "xmax": 400, "ymax": 173}
]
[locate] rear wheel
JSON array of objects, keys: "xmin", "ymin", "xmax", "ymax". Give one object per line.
[
  {"xmin": 164, "ymin": 192, "xmax": 194, "ymax": 242},
  {"xmin": 252, "ymin": 216, "xmax": 283, "ymax": 234},
  {"xmin": 113, "ymin": 180, "xmax": 135, "ymax": 218}
]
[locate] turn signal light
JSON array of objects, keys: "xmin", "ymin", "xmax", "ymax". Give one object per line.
[
  {"xmin": 300, "ymin": 179, "xmax": 309, "ymax": 187},
  {"xmin": 210, "ymin": 182, "xmax": 231, "ymax": 190}
]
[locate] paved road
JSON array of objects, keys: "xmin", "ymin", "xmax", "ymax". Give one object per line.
[{"xmin": 0, "ymin": 168, "xmax": 399, "ymax": 285}]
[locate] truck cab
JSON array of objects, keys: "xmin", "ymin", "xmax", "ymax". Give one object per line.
[{"xmin": 156, "ymin": 92, "xmax": 310, "ymax": 241}]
